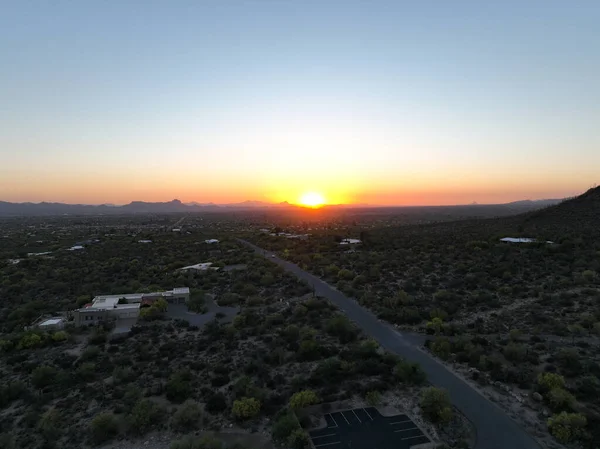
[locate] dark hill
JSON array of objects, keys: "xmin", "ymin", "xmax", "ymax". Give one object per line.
[{"xmin": 523, "ymin": 186, "xmax": 600, "ymax": 235}]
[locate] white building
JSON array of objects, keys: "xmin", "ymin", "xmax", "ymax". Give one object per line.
[{"xmin": 73, "ymin": 287, "xmax": 190, "ymax": 326}]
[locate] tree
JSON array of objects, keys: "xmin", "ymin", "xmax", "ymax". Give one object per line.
[
  {"xmin": 537, "ymin": 372, "xmax": 565, "ymax": 392},
  {"xmin": 289, "ymin": 390, "xmax": 319, "ymax": 409},
  {"xmin": 232, "ymin": 397, "xmax": 261, "ymax": 420},
  {"xmin": 547, "ymin": 412, "xmax": 587, "ymax": 443},
  {"xmin": 420, "ymin": 387, "xmax": 452, "ymax": 423},
  {"xmin": 90, "ymin": 412, "xmax": 119, "ymax": 444},
  {"xmin": 188, "ymin": 290, "xmax": 206, "ymax": 313},
  {"xmin": 172, "ymin": 401, "xmax": 202, "ymax": 431}
]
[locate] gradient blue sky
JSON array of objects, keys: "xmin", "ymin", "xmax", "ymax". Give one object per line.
[{"xmin": 1, "ymin": 1, "xmax": 598, "ymax": 205}]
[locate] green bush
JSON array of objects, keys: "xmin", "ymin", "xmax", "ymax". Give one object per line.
[
  {"xmin": 90, "ymin": 412, "xmax": 119, "ymax": 444},
  {"xmin": 547, "ymin": 388, "xmax": 575, "ymax": 412},
  {"xmin": 289, "ymin": 390, "xmax": 319, "ymax": 409},
  {"xmin": 547, "ymin": 412, "xmax": 587, "ymax": 443},
  {"xmin": 232, "ymin": 397, "xmax": 260, "ymax": 420},
  {"xmin": 394, "ymin": 360, "xmax": 426, "ymax": 385},
  {"xmin": 365, "ymin": 390, "xmax": 381, "ymax": 406},
  {"xmin": 537, "ymin": 372, "xmax": 565, "ymax": 392},
  {"xmin": 287, "ymin": 428, "xmax": 310, "ymax": 449},
  {"xmin": 272, "ymin": 411, "xmax": 300, "ymax": 443},
  {"xmin": 420, "ymin": 387, "xmax": 452, "ymax": 423}
]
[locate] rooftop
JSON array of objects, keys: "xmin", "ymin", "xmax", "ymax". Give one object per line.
[{"xmin": 40, "ymin": 318, "xmax": 64, "ymax": 326}]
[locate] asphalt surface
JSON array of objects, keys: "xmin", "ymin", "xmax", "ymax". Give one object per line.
[
  {"xmin": 310, "ymin": 407, "xmax": 429, "ymax": 449},
  {"xmin": 240, "ymin": 240, "xmax": 541, "ymax": 449}
]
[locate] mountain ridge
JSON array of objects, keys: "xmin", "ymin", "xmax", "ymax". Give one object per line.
[{"xmin": 0, "ymin": 197, "xmax": 566, "ymax": 217}]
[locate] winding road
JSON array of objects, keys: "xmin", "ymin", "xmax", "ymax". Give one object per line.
[{"xmin": 241, "ymin": 240, "xmax": 541, "ymax": 449}]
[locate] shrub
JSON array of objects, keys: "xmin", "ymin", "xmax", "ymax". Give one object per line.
[
  {"xmin": 38, "ymin": 408, "xmax": 61, "ymax": 442},
  {"xmin": 51, "ymin": 331, "xmax": 69, "ymax": 342},
  {"xmin": 287, "ymin": 428, "xmax": 310, "ymax": 449},
  {"xmin": 547, "ymin": 388, "xmax": 575, "ymax": 412},
  {"xmin": 166, "ymin": 372, "xmax": 192, "ymax": 404},
  {"xmin": 289, "ymin": 390, "xmax": 319, "ymax": 409},
  {"xmin": 394, "ymin": 360, "xmax": 426, "ymax": 385},
  {"xmin": 365, "ymin": 390, "xmax": 381, "ymax": 406},
  {"xmin": 232, "ymin": 397, "xmax": 261, "ymax": 420},
  {"xmin": 90, "ymin": 412, "xmax": 119, "ymax": 444},
  {"xmin": 172, "ymin": 401, "xmax": 202, "ymax": 431},
  {"xmin": 547, "ymin": 412, "xmax": 587, "ymax": 443},
  {"xmin": 420, "ymin": 387, "xmax": 452, "ymax": 423},
  {"xmin": 537, "ymin": 372, "xmax": 565, "ymax": 392},
  {"xmin": 31, "ymin": 365, "xmax": 58, "ymax": 390},
  {"xmin": 272, "ymin": 411, "xmax": 300, "ymax": 443},
  {"xmin": 205, "ymin": 392, "xmax": 227, "ymax": 414},
  {"xmin": 128, "ymin": 399, "xmax": 164, "ymax": 435}
]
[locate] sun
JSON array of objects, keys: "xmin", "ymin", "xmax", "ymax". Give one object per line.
[{"xmin": 299, "ymin": 192, "xmax": 326, "ymax": 208}]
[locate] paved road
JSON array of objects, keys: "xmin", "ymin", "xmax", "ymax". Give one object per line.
[{"xmin": 241, "ymin": 240, "xmax": 541, "ymax": 449}]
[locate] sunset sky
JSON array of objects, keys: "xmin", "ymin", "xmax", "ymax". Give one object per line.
[{"xmin": 1, "ymin": 1, "xmax": 598, "ymax": 206}]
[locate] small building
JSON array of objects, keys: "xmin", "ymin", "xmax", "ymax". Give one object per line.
[
  {"xmin": 205, "ymin": 239, "xmax": 219, "ymax": 244},
  {"xmin": 340, "ymin": 238, "xmax": 361, "ymax": 245},
  {"xmin": 39, "ymin": 317, "xmax": 66, "ymax": 330},
  {"xmin": 179, "ymin": 262, "xmax": 219, "ymax": 272}
]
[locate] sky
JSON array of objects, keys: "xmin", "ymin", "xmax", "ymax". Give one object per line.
[{"xmin": 1, "ymin": 1, "xmax": 599, "ymax": 206}]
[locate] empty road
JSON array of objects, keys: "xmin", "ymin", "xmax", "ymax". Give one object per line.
[{"xmin": 241, "ymin": 240, "xmax": 541, "ymax": 449}]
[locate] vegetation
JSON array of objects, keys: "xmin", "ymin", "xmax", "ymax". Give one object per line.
[{"xmin": 420, "ymin": 387, "xmax": 452, "ymax": 423}]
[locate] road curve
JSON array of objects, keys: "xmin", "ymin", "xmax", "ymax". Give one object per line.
[{"xmin": 241, "ymin": 240, "xmax": 541, "ymax": 449}]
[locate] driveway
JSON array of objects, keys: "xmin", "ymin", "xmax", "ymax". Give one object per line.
[{"xmin": 239, "ymin": 240, "xmax": 541, "ymax": 449}]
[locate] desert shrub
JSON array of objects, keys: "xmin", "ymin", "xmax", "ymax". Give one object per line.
[
  {"xmin": 365, "ymin": 390, "xmax": 381, "ymax": 406},
  {"xmin": 232, "ymin": 397, "xmax": 260, "ymax": 420},
  {"xmin": 547, "ymin": 388, "xmax": 576, "ymax": 412},
  {"xmin": 272, "ymin": 411, "xmax": 301, "ymax": 443},
  {"xmin": 128, "ymin": 399, "xmax": 164, "ymax": 435},
  {"xmin": 503, "ymin": 343, "xmax": 526, "ymax": 362},
  {"xmin": 420, "ymin": 387, "xmax": 452, "ymax": 423},
  {"xmin": 547, "ymin": 412, "xmax": 587, "ymax": 443},
  {"xmin": 290, "ymin": 390, "xmax": 319, "ymax": 409},
  {"xmin": 287, "ymin": 429, "xmax": 310, "ymax": 449},
  {"xmin": 90, "ymin": 412, "xmax": 119, "ymax": 444},
  {"xmin": 38, "ymin": 408, "xmax": 61, "ymax": 442},
  {"xmin": 31, "ymin": 365, "xmax": 58, "ymax": 390},
  {"xmin": 172, "ymin": 401, "xmax": 202, "ymax": 431},
  {"xmin": 538, "ymin": 372, "xmax": 565, "ymax": 392},
  {"xmin": 166, "ymin": 371, "xmax": 192, "ymax": 404},
  {"xmin": 51, "ymin": 331, "xmax": 68, "ymax": 342},
  {"xmin": 394, "ymin": 360, "xmax": 426, "ymax": 385},
  {"xmin": 205, "ymin": 393, "xmax": 227, "ymax": 414}
]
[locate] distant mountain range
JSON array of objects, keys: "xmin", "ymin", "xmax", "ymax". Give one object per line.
[{"xmin": 0, "ymin": 197, "xmax": 564, "ymax": 217}]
